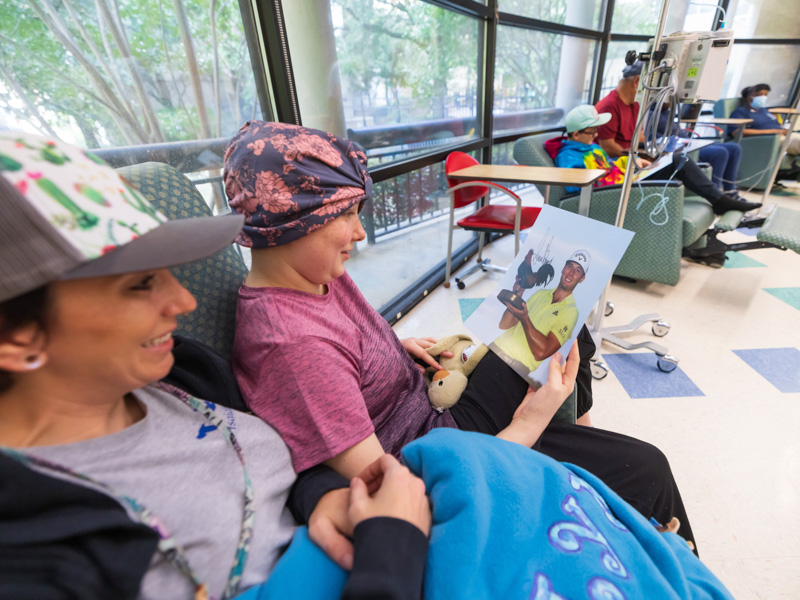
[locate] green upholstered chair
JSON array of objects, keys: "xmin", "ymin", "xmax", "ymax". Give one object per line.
[
  {"xmin": 117, "ymin": 162, "xmax": 248, "ymax": 360},
  {"xmin": 513, "ymin": 134, "xmax": 716, "ymax": 286},
  {"xmin": 713, "ymin": 98, "xmax": 792, "ymax": 190}
]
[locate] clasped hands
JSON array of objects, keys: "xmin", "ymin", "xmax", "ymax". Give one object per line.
[{"xmin": 308, "ymin": 454, "xmax": 432, "ymax": 570}]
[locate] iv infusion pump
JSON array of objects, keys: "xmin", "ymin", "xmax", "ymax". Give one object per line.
[{"xmin": 647, "ymin": 30, "xmax": 734, "ymax": 103}]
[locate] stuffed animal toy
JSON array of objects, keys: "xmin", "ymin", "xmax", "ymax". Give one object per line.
[{"xmin": 423, "ymin": 334, "xmax": 489, "ymax": 411}]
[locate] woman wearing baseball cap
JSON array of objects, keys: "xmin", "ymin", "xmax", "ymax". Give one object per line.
[
  {"xmin": 226, "ymin": 121, "xmax": 698, "ymax": 553},
  {"xmin": 0, "ymin": 132, "xmax": 431, "ymax": 600}
]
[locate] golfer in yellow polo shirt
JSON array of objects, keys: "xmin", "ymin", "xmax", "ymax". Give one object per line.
[{"xmin": 494, "ymin": 250, "xmax": 589, "ymax": 373}]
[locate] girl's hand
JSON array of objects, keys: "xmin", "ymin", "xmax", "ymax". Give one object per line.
[
  {"xmin": 400, "ymin": 337, "xmax": 453, "ymax": 371},
  {"xmin": 512, "ymin": 342, "xmax": 579, "ymax": 425},
  {"xmin": 349, "ymin": 454, "xmax": 431, "ymax": 536}
]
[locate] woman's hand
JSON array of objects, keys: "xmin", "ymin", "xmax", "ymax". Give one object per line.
[
  {"xmin": 308, "ymin": 488, "xmax": 356, "ymax": 570},
  {"xmin": 349, "ymin": 454, "xmax": 432, "ymax": 537},
  {"xmin": 400, "ymin": 337, "xmax": 453, "ymax": 372},
  {"xmin": 635, "ymin": 157, "xmax": 652, "ymax": 169}
]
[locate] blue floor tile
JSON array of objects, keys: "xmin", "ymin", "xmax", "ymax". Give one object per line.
[
  {"xmin": 459, "ymin": 298, "xmax": 484, "ymax": 322},
  {"xmin": 724, "ymin": 252, "xmax": 766, "ymax": 268},
  {"xmin": 764, "ymin": 287, "xmax": 800, "ymax": 312},
  {"xmin": 603, "ymin": 353, "xmax": 705, "ymax": 399},
  {"xmin": 732, "ymin": 347, "xmax": 800, "ymax": 393}
]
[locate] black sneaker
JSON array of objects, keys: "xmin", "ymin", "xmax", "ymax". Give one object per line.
[{"xmin": 713, "ymin": 193, "xmax": 762, "ymax": 215}]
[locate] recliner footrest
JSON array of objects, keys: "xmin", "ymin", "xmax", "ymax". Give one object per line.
[
  {"xmin": 714, "ymin": 210, "xmax": 745, "ymax": 232},
  {"xmin": 757, "ymin": 206, "xmax": 800, "ymax": 253},
  {"xmin": 682, "ymin": 198, "xmax": 716, "ymax": 246}
]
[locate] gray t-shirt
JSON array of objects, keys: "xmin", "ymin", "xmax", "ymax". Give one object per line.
[{"xmin": 23, "ymin": 385, "xmax": 297, "ymax": 600}]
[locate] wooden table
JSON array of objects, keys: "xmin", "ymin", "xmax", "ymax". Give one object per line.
[
  {"xmin": 768, "ymin": 107, "xmax": 800, "ymax": 115},
  {"xmin": 680, "ymin": 117, "xmax": 753, "ymax": 142},
  {"xmin": 447, "ymin": 164, "xmax": 606, "ymax": 217}
]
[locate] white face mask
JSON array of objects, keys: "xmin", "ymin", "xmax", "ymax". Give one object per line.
[{"xmin": 751, "ymin": 95, "xmax": 768, "ymax": 109}]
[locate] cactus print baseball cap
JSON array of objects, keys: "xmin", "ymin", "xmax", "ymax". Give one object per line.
[{"xmin": 0, "ymin": 131, "xmax": 243, "ymax": 302}]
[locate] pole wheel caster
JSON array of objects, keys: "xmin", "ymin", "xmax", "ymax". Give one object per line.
[
  {"xmin": 604, "ymin": 302, "xmax": 615, "ymax": 317},
  {"xmin": 456, "ymin": 280, "xmax": 466, "ymax": 290},
  {"xmin": 591, "ymin": 360, "xmax": 609, "ymax": 380},
  {"xmin": 657, "ymin": 355, "xmax": 679, "ymax": 373},
  {"xmin": 651, "ymin": 321, "xmax": 670, "ymax": 337}
]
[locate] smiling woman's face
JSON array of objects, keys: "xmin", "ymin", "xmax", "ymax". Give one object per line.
[{"xmin": 43, "ymin": 269, "xmax": 196, "ymax": 393}]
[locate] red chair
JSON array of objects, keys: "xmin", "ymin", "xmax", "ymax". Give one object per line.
[{"xmin": 444, "ymin": 152, "xmax": 540, "ymax": 289}]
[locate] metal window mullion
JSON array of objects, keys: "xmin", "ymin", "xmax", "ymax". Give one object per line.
[
  {"xmin": 592, "ymin": 0, "xmax": 616, "ymax": 105},
  {"xmin": 237, "ymin": 0, "xmax": 275, "ymax": 121},
  {"xmin": 423, "ymin": 0, "xmax": 492, "ymax": 18},
  {"xmin": 481, "ymin": 0, "xmax": 497, "ymax": 165},
  {"xmin": 498, "ymin": 12, "xmax": 604, "ymax": 39},
  {"xmin": 712, "ymin": 0, "xmax": 730, "ymax": 31},
  {"xmin": 253, "ymin": 0, "xmax": 301, "ymax": 125}
]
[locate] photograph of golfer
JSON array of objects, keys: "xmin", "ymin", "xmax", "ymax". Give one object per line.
[
  {"xmin": 465, "ymin": 205, "xmax": 633, "ymax": 387},
  {"xmin": 493, "ymin": 249, "xmax": 590, "ymax": 374}
]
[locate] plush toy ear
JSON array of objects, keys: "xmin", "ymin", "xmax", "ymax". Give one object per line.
[{"xmin": 424, "ymin": 334, "xmax": 473, "ymax": 358}]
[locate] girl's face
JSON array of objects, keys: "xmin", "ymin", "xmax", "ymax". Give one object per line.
[
  {"xmin": 283, "ymin": 204, "xmax": 367, "ymax": 291},
  {"xmin": 42, "ymin": 269, "xmax": 196, "ymax": 393}
]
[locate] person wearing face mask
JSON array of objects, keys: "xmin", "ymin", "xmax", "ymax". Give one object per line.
[
  {"xmin": 730, "ymin": 84, "xmax": 800, "ymax": 155},
  {"xmin": 590, "ymin": 63, "xmax": 761, "ymax": 215}
]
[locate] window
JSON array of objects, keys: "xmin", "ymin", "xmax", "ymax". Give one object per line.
[
  {"xmin": 0, "ymin": 0, "xmax": 264, "ymax": 214},
  {"xmin": 499, "ymin": 0, "xmax": 605, "ymax": 30},
  {"xmin": 0, "ymin": 0, "xmax": 262, "ymax": 148},
  {"xmin": 720, "ymin": 44, "xmax": 800, "ymax": 105},
  {"xmin": 283, "ymin": 0, "xmax": 481, "ymax": 167},
  {"xmin": 611, "ymin": 0, "xmax": 661, "ymax": 35},
  {"xmin": 494, "ymin": 26, "xmax": 597, "ymax": 134},
  {"xmin": 726, "ymin": 0, "xmax": 800, "ymax": 38},
  {"xmin": 599, "ymin": 41, "xmax": 647, "ymax": 101},
  {"xmin": 349, "ymin": 162, "xmax": 475, "ymax": 308}
]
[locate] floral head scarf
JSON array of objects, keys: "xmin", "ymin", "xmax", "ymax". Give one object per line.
[{"xmin": 223, "ymin": 121, "xmax": 372, "ymax": 248}]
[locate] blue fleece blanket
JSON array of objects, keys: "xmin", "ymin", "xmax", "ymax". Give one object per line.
[{"xmin": 240, "ymin": 429, "xmax": 732, "ymax": 600}]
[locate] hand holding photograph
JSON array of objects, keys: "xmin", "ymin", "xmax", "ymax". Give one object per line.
[{"xmin": 465, "ymin": 205, "xmax": 634, "ymax": 388}]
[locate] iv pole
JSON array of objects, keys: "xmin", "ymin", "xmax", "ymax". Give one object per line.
[{"xmin": 588, "ymin": 0, "xmax": 679, "ymax": 378}]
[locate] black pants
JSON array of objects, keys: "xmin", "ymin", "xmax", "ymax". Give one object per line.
[
  {"xmin": 449, "ymin": 326, "xmax": 697, "ymax": 552},
  {"xmin": 660, "ymin": 154, "xmax": 723, "ymax": 206}
]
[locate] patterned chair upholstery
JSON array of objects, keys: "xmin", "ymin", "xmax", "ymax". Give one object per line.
[
  {"xmin": 117, "ymin": 162, "xmax": 247, "ymax": 359},
  {"xmin": 514, "ymin": 134, "xmax": 717, "ymax": 286}
]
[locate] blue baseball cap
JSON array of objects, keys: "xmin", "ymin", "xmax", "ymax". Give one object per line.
[{"xmin": 622, "ymin": 61, "xmax": 643, "ymax": 78}]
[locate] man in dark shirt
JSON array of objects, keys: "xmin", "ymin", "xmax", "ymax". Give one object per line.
[{"xmin": 595, "ymin": 62, "xmax": 760, "ymax": 215}]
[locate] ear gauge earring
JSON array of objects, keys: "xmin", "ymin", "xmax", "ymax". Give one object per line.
[{"xmin": 24, "ymin": 354, "xmax": 44, "ymax": 370}]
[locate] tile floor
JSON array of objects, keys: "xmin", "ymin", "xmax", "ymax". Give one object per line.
[{"xmin": 391, "ymin": 185, "xmax": 800, "ymax": 599}]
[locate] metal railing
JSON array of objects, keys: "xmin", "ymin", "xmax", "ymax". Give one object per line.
[{"xmin": 92, "ymin": 108, "xmax": 562, "ymax": 242}]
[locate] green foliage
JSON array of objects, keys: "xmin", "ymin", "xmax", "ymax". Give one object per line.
[
  {"xmin": 332, "ymin": 0, "xmax": 479, "ymax": 124},
  {"xmin": 0, "ymin": 0, "xmax": 259, "ymax": 147}
]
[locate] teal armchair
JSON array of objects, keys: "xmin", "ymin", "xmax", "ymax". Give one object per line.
[
  {"xmin": 513, "ymin": 134, "xmax": 716, "ymax": 285},
  {"xmin": 713, "ymin": 98, "xmax": 794, "ymax": 190}
]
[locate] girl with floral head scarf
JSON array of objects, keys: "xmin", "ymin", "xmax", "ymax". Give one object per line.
[{"xmin": 226, "ymin": 121, "xmax": 698, "ymax": 554}]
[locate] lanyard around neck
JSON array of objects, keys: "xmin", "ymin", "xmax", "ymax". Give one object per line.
[{"xmin": 2, "ymin": 382, "xmax": 255, "ymax": 600}]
